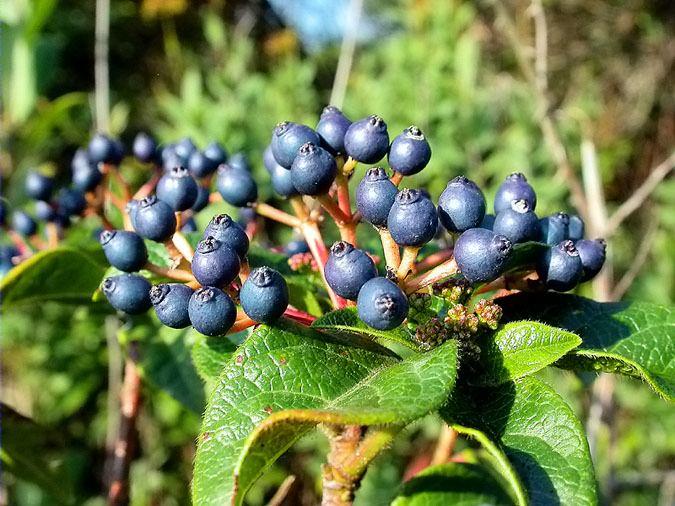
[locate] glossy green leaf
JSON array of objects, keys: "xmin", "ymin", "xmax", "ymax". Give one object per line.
[
  {"xmin": 312, "ymin": 307, "xmax": 421, "ymax": 351},
  {"xmin": 476, "ymin": 321, "xmax": 581, "ymax": 385},
  {"xmin": 441, "ymin": 377, "xmax": 597, "ymax": 506},
  {"xmin": 193, "ymin": 320, "xmax": 458, "ymax": 505},
  {"xmin": 498, "ymin": 293, "xmax": 675, "ymax": 400},
  {"xmin": 191, "ymin": 332, "xmax": 242, "ymax": 384},
  {"xmin": 392, "ymin": 463, "xmax": 512, "ymax": 506},
  {"xmin": 248, "ymin": 245, "xmax": 292, "ymax": 275},
  {"xmin": 1, "ymin": 247, "xmax": 107, "ymax": 308}
]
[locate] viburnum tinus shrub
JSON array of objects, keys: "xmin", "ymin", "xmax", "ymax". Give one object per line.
[{"xmin": 1, "ymin": 109, "xmax": 672, "ymax": 506}]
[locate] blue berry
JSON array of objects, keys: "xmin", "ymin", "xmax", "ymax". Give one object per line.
[
  {"xmin": 133, "ymin": 133, "xmax": 158, "ymax": 164},
  {"xmin": 57, "ymin": 188, "xmax": 87, "ymax": 217},
  {"xmin": 110, "ymin": 139, "xmax": 125, "ymax": 165},
  {"xmin": 34, "ymin": 201, "xmax": 56, "ymax": 222},
  {"xmin": 454, "ymin": 228, "xmax": 513, "ymax": 283},
  {"xmin": 72, "ymin": 149, "xmax": 103, "ymax": 192},
  {"xmin": 387, "ymin": 189, "xmax": 438, "ymax": 247},
  {"xmin": 285, "ymin": 239, "xmax": 309, "ymax": 256},
  {"xmin": 492, "ymin": 199, "xmax": 539, "ymax": 243},
  {"xmin": 181, "ymin": 217, "xmax": 198, "ymax": 233},
  {"xmin": 25, "ymin": 171, "xmax": 54, "ymax": 201},
  {"xmin": 438, "ymin": 176, "xmax": 486, "ymax": 233},
  {"xmin": 325, "ymin": 241, "xmax": 378, "ymax": 300},
  {"xmin": 88, "ymin": 133, "xmax": 116, "ymax": 165},
  {"xmin": 238, "ymin": 207, "xmax": 256, "ymax": 227},
  {"xmin": 494, "ymin": 173, "xmax": 537, "ymax": 214},
  {"xmin": 99, "ymin": 229, "xmax": 148, "ymax": 272},
  {"xmin": 150, "ymin": 283, "xmax": 193, "ymax": 328},
  {"xmin": 203, "ymin": 214, "xmax": 249, "ymax": 259},
  {"xmin": 537, "ymin": 240, "xmax": 583, "ymax": 292},
  {"xmin": 271, "ymin": 121, "xmax": 321, "ymax": 169},
  {"xmin": 191, "ymin": 236, "xmax": 241, "ymax": 287},
  {"xmin": 387, "ymin": 126, "xmax": 432, "ymax": 176},
  {"xmin": 12, "ymin": 211, "xmax": 37, "ymax": 236},
  {"xmin": 575, "ymin": 238, "xmax": 606, "ymax": 281},
  {"xmin": 356, "ymin": 167, "xmax": 398, "ymax": 227},
  {"xmin": 174, "ymin": 137, "xmax": 197, "ymax": 161},
  {"xmin": 188, "ymin": 287, "xmax": 236, "ymax": 336},
  {"xmin": 539, "ymin": 212, "xmax": 569, "ymax": 245},
  {"xmin": 271, "ymin": 163, "xmax": 299, "ymax": 198},
  {"xmin": 133, "ymin": 195, "xmax": 177, "ymax": 242},
  {"xmin": 188, "ymin": 150, "xmax": 218, "ymax": 179},
  {"xmin": 126, "ymin": 199, "xmax": 141, "ymax": 226},
  {"xmin": 203, "ymin": 141, "xmax": 228, "ymax": 167},
  {"xmin": 344, "ymin": 115, "xmax": 390, "ymax": 164},
  {"xmin": 240, "ymin": 267, "xmax": 289, "ymax": 323},
  {"xmin": 156, "ymin": 166, "xmax": 199, "ymax": 211},
  {"xmin": 357, "ymin": 277, "xmax": 409, "ymax": 330},
  {"xmin": 161, "ymin": 144, "xmax": 186, "ymax": 169},
  {"xmin": 191, "ymin": 184, "xmax": 210, "ymax": 212},
  {"xmin": 480, "ymin": 214, "xmax": 495, "ymax": 230},
  {"xmin": 316, "ymin": 105, "xmax": 352, "ymax": 155},
  {"xmin": 228, "ymin": 152, "xmax": 251, "ymax": 172},
  {"xmin": 568, "ymin": 214, "xmax": 585, "ymax": 241},
  {"xmin": 217, "ymin": 164, "xmax": 258, "ymax": 207},
  {"xmin": 102, "ymin": 274, "xmax": 152, "ymax": 314},
  {"xmin": 290, "ymin": 142, "xmax": 337, "ymax": 196}
]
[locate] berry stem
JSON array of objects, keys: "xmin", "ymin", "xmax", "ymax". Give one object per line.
[
  {"xmin": 171, "ymin": 232, "xmax": 194, "ymax": 262},
  {"xmin": 7, "ymin": 230, "xmax": 34, "ymax": 257},
  {"xmin": 239, "ymin": 259, "xmax": 250, "ymax": 284},
  {"xmin": 133, "ymin": 167, "xmax": 162, "ymax": 200},
  {"xmin": 105, "ymin": 163, "xmax": 132, "ymax": 201},
  {"xmin": 229, "ymin": 314, "xmax": 257, "ymax": 334},
  {"xmin": 284, "ymin": 305, "xmax": 317, "ymax": 325},
  {"xmin": 254, "ymin": 202, "xmax": 302, "ymax": 228},
  {"xmin": 415, "ymin": 248, "xmax": 454, "ymax": 272},
  {"xmin": 316, "ymin": 194, "xmax": 356, "ymax": 245},
  {"xmin": 397, "ymin": 246, "xmax": 421, "ymax": 281},
  {"xmin": 390, "ymin": 172, "xmax": 404, "ymax": 187},
  {"xmin": 28, "ymin": 234, "xmax": 47, "ymax": 250},
  {"xmin": 404, "ymin": 258, "xmax": 459, "ymax": 293},
  {"xmin": 144, "ymin": 262, "xmax": 195, "ymax": 282},
  {"xmin": 335, "ymin": 172, "xmax": 352, "ymax": 218},
  {"xmin": 475, "ymin": 271, "xmax": 540, "ymax": 294},
  {"xmin": 342, "ymin": 156, "xmax": 358, "ymax": 176},
  {"xmin": 46, "ymin": 222, "xmax": 59, "ymax": 248},
  {"xmin": 378, "ymin": 228, "xmax": 401, "ymax": 270}
]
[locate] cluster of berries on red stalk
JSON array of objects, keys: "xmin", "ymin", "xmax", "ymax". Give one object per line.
[{"xmin": 2, "ymin": 105, "xmax": 607, "ymax": 341}]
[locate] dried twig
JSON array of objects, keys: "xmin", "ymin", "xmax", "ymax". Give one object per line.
[
  {"xmin": 268, "ymin": 475, "xmax": 297, "ymax": 506},
  {"xmin": 329, "ymin": 0, "xmax": 364, "ymax": 109}
]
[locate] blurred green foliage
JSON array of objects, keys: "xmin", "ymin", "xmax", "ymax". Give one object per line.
[{"xmin": 1, "ymin": 0, "xmax": 673, "ymax": 504}]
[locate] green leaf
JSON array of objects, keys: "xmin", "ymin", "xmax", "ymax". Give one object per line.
[
  {"xmin": 248, "ymin": 245, "xmax": 292, "ymax": 275},
  {"xmin": 193, "ymin": 320, "xmax": 458, "ymax": 505},
  {"xmin": 392, "ymin": 463, "xmax": 512, "ymax": 506},
  {"xmin": 476, "ymin": 321, "xmax": 581, "ymax": 385},
  {"xmin": 502, "ymin": 242, "xmax": 549, "ymax": 274},
  {"xmin": 498, "ymin": 293, "xmax": 675, "ymax": 400},
  {"xmin": 191, "ymin": 332, "xmax": 241, "ymax": 384},
  {"xmin": 1, "ymin": 247, "xmax": 107, "ymax": 308},
  {"xmin": 312, "ymin": 307, "xmax": 421, "ymax": 351},
  {"xmin": 441, "ymin": 377, "xmax": 597, "ymax": 506},
  {"xmin": 135, "ymin": 323, "xmax": 206, "ymax": 413},
  {"xmin": 287, "ymin": 278, "xmax": 325, "ymax": 316}
]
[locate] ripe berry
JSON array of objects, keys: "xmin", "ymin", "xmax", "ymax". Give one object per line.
[
  {"xmin": 271, "ymin": 163, "xmax": 299, "ymax": 198},
  {"xmin": 285, "ymin": 239, "xmax": 309, "ymax": 256},
  {"xmin": 126, "ymin": 199, "xmax": 141, "ymax": 225},
  {"xmin": 191, "ymin": 185, "xmax": 210, "ymax": 212},
  {"xmin": 271, "ymin": 121, "xmax": 321, "ymax": 169},
  {"xmin": 290, "ymin": 142, "xmax": 337, "ymax": 196},
  {"xmin": 99, "ymin": 229, "xmax": 148, "ymax": 272},
  {"xmin": 217, "ymin": 164, "xmax": 258, "ymax": 207},
  {"xmin": 492, "ymin": 199, "xmax": 539, "ymax": 243},
  {"xmin": 12, "ymin": 211, "xmax": 37, "ymax": 236},
  {"xmin": 438, "ymin": 176, "xmax": 486, "ymax": 233},
  {"xmin": 156, "ymin": 166, "xmax": 199, "ymax": 211},
  {"xmin": 88, "ymin": 133, "xmax": 116, "ymax": 165},
  {"xmin": 240, "ymin": 267, "xmax": 289, "ymax": 323},
  {"xmin": 325, "ymin": 241, "xmax": 378, "ymax": 300},
  {"xmin": 25, "ymin": 171, "xmax": 54, "ymax": 201},
  {"xmin": 150, "ymin": 283, "xmax": 193, "ymax": 328},
  {"xmin": 191, "ymin": 236, "xmax": 241, "ymax": 287},
  {"xmin": 357, "ymin": 277, "xmax": 409, "ymax": 330},
  {"xmin": 344, "ymin": 115, "xmax": 390, "ymax": 164},
  {"xmin": 34, "ymin": 201, "xmax": 56, "ymax": 222},
  {"xmin": 174, "ymin": 137, "xmax": 197, "ymax": 161},
  {"xmin": 203, "ymin": 214, "xmax": 249, "ymax": 259},
  {"xmin": 133, "ymin": 195, "xmax": 177, "ymax": 242},
  {"xmin": 161, "ymin": 144, "xmax": 186, "ymax": 169},
  {"xmin": 102, "ymin": 274, "xmax": 152, "ymax": 314},
  {"xmin": 72, "ymin": 149, "xmax": 103, "ymax": 192},
  {"xmin": 110, "ymin": 139, "xmax": 125, "ymax": 165},
  {"xmin": 188, "ymin": 151, "xmax": 218, "ymax": 178},
  {"xmin": 494, "ymin": 173, "xmax": 537, "ymax": 214},
  {"xmin": 203, "ymin": 141, "xmax": 228, "ymax": 167},
  {"xmin": 316, "ymin": 105, "xmax": 352, "ymax": 155},
  {"xmin": 454, "ymin": 228, "xmax": 513, "ymax": 283},
  {"xmin": 568, "ymin": 214, "xmax": 585, "ymax": 241},
  {"xmin": 133, "ymin": 132, "xmax": 157, "ymax": 164},
  {"xmin": 188, "ymin": 287, "xmax": 236, "ymax": 336},
  {"xmin": 387, "ymin": 126, "xmax": 432, "ymax": 176},
  {"xmin": 539, "ymin": 212, "xmax": 569, "ymax": 246},
  {"xmin": 387, "ymin": 189, "xmax": 438, "ymax": 247},
  {"xmin": 575, "ymin": 238, "xmax": 606, "ymax": 281},
  {"xmin": 356, "ymin": 167, "xmax": 398, "ymax": 227},
  {"xmin": 537, "ymin": 240, "xmax": 583, "ymax": 292},
  {"xmin": 57, "ymin": 188, "xmax": 87, "ymax": 217},
  {"xmin": 228, "ymin": 152, "xmax": 251, "ymax": 172},
  {"xmin": 480, "ymin": 214, "xmax": 495, "ymax": 230}
]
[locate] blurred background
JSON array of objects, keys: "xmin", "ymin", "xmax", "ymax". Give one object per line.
[{"xmin": 1, "ymin": 0, "xmax": 673, "ymax": 504}]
